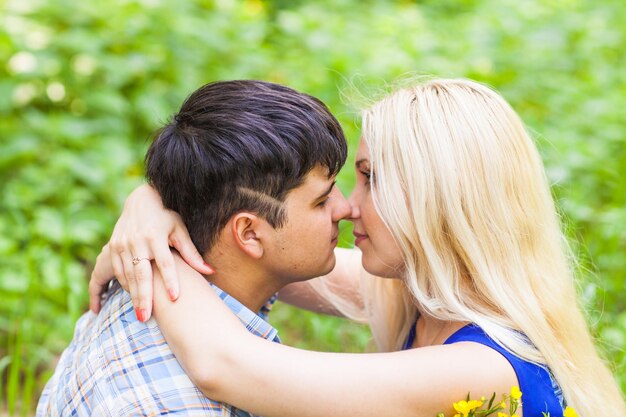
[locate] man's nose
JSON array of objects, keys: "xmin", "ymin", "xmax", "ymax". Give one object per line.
[{"xmin": 332, "ymin": 188, "xmax": 352, "ymax": 221}]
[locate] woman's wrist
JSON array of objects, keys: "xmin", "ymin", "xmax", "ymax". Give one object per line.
[{"xmin": 125, "ymin": 183, "xmax": 163, "ymax": 209}]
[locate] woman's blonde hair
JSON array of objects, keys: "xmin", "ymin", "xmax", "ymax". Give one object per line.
[{"xmin": 357, "ymin": 78, "xmax": 624, "ymax": 415}]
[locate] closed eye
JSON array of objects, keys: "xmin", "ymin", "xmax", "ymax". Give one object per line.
[{"xmin": 317, "ymin": 197, "xmax": 330, "ymax": 207}]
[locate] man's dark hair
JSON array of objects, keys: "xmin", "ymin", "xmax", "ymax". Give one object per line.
[{"xmin": 145, "ymin": 80, "xmax": 347, "ymax": 254}]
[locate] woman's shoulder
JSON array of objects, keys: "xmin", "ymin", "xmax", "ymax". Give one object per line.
[{"xmin": 444, "ymin": 324, "xmax": 565, "ymax": 416}]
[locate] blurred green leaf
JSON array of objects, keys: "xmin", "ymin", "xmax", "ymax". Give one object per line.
[{"xmin": 1, "ymin": 0, "xmax": 625, "ymax": 413}]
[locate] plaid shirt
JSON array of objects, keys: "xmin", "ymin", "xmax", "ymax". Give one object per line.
[{"xmin": 37, "ymin": 280, "xmax": 280, "ymax": 416}]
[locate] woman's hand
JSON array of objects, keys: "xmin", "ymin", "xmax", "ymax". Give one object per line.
[{"xmin": 88, "ymin": 183, "xmax": 214, "ymax": 321}]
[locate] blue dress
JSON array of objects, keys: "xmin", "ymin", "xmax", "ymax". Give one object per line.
[{"xmin": 403, "ymin": 323, "xmax": 565, "ymax": 417}]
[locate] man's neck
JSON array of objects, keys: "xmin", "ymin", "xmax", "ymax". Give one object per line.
[{"xmin": 204, "ymin": 257, "xmax": 282, "ymax": 314}]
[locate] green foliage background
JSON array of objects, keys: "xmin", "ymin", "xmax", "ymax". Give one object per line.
[{"xmin": 1, "ymin": 0, "xmax": 624, "ymax": 413}]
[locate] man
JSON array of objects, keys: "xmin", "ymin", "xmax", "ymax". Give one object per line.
[{"xmin": 37, "ymin": 80, "xmax": 351, "ymax": 416}]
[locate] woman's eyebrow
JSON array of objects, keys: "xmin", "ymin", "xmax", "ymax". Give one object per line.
[{"xmin": 355, "ymin": 159, "xmax": 370, "ymax": 169}]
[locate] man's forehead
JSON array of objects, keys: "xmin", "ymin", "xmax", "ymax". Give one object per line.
[
  {"xmin": 309, "ymin": 164, "xmax": 333, "ymax": 178},
  {"xmin": 290, "ymin": 166, "xmax": 335, "ymax": 197}
]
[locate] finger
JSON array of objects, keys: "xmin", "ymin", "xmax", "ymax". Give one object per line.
[
  {"xmin": 170, "ymin": 227, "xmax": 214, "ymax": 275},
  {"xmin": 120, "ymin": 248, "xmax": 137, "ymax": 293},
  {"xmin": 88, "ymin": 274, "xmax": 104, "ymax": 314},
  {"xmin": 111, "ymin": 250, "xmax": 127, "ymax": 290},
  {"xmin": 152, "ymin": 242, "xmax": 180, "ymax": 301},
  {"xmin": 89, "ymin": 247, "xmax": 112, "ymax": 314},
  {"xmin": 120, "ymin": 251, "xmax": 143, "ymax": 321},
  {"xmin": 129, "ymin": 243, "xmax": 154, "ymax": 321},
  {"xmin": 88, "ymin": 261, "xmax": 113, "ymax": 314}
]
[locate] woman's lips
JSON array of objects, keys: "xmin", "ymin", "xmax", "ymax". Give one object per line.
[{"xmin": 353, "ymin": 231, "xmax": 368, "ymax": 246}]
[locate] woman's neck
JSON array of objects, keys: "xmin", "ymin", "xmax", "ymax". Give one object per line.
[{"xmin": 413, "ymin": 312, "xmax": 468, "ymax": 348}]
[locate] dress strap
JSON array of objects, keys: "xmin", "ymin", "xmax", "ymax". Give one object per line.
[{"xmin": 402, "ymin": 316, "xmax": 418, "ymax": 350}]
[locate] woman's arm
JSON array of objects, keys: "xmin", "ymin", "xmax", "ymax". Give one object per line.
[
  {"xmin": 89, "ymin": 184, "xmax": 365, "ymax": 321},
  {"xmin": 154, "ymin": 257, "xmax": 518, "ymax": 417},
  {"xmin": 278, "ymin": 247, "xmax": 365, "ymax": 318}
]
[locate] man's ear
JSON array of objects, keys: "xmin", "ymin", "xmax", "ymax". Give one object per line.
[{"xmin": 230, "ymin": 212, "xmax": 264, "ymax": 259}]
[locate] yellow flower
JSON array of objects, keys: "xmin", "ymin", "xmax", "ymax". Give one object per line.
[
  {"xmin": 499, "ymin": 401, "xmax": 507, "ymax": 409},
  {"xmin": 512, "ymin": 414, "xmax": 520, "ymax": 417},
  {"xmin": 497, "ymin": 413, "xmax": 508, "ymax": 417},
  {"xmin": 510, "ymin": 386, "xmax": 522, "ymax": 401},
  {"xmin": 453, "ymin": 400, "xmax": 470, "ymax": 417},
  {"xmin": 563, "ymin": 406, "xmax": 578, "ymax": 417},
  {"xmin": 452, "ymin": 399, "xmax": 483, "ymax": 417},
  {"xmin": 468, "ymin": 400, "xmax": 483, "ymax": 409}
]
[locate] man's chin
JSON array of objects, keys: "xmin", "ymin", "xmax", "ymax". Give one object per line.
[
  {"xmin": 296, "ymin": 256, "xmax": 337, "ymax": 283},
  {"xmin": 319, "ymin": 255, "xmax": 337, "ymax": 276}
]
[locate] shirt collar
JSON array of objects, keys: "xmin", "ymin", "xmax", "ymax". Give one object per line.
[{"xmin": 209, "ymin": 283, "xmax": 281, "ymax": 343}]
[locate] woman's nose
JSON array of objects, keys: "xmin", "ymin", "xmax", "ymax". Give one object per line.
[{"xmin": 347, "ymin": 190, "xmax": 360, "ymax": 220}]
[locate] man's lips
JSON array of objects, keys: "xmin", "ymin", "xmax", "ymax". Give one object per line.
[{"xmin": 353, "ymin": 231, "xmax": 368, "ymax": 245}]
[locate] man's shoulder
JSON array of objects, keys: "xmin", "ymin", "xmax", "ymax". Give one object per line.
[{"xmin": 37, "ymin": 282, "xmax": 234, "ymax": 416}]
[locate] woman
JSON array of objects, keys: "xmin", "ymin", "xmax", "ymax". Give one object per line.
[{"xmin": 90, "ymin": 78, "xmax": 625, "ymax": 416}]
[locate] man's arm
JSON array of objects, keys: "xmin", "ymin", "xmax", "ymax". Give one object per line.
[{"xmin": 278, "ymin": 248, "xmax": 366, "ymax": 320}]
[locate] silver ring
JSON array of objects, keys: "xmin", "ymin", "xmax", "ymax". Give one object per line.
[{"xmin": 132, "ymin": 256, "xmax": 150, "ymax": 266}]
